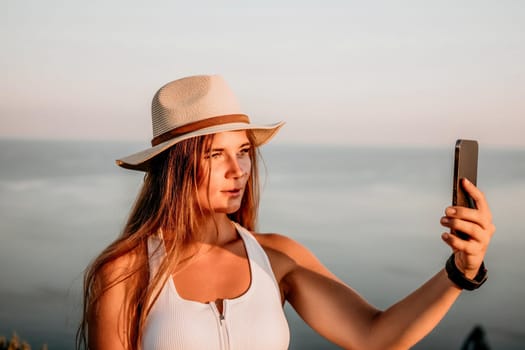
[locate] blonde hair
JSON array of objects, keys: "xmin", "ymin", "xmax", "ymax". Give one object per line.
[{"xmin": 77, "ymin": 131, "xmax": 260, "ymax": 349}]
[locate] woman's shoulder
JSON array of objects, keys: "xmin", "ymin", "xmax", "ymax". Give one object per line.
[
  {"xmin": 96, "ymin": 243, "xmax": 145, "ymax": 288},
  {"xmin": 251, "ymin": 231, "xmax": 328, "ymax": 274},
  {"xmin": 252, "ymin": 232, "xmax": 307, "ymax": 256}
]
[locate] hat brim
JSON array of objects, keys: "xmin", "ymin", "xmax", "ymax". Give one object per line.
[{"xmin": 116, "ymin": 121, "xmax": 285, "ymax": 171}]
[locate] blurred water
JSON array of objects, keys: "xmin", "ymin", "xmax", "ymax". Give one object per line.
[{"xmin": 0, "ymin": 140, "xmax": 524, "ymax": 349}]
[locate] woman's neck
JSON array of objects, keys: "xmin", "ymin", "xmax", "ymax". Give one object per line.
[
  {"xmin": 196, "ymin": 213, "xmax": 238, "ymax": 247},
  {"xmin": 161, "ymin": 213, "xmax": 240, "ymax": 264}
]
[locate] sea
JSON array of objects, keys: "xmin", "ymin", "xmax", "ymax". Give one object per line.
[{"xmin": 0, "ymin": 139, "xmax": 524, "ymax": 349}]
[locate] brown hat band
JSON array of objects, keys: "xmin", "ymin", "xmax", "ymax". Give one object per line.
[{"xmin": 151, "ymin": 114, "xmax": 250, "ymax": 146}]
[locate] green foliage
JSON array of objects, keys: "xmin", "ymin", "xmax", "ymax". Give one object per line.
[{"xmin": 0, "ymin": 333, "xmax": 47, "ymax": 350}]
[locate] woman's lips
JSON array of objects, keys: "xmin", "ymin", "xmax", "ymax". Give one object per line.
[{"xmin": 222, "ymin": 188, "xmax": 242, "ymax": 196}]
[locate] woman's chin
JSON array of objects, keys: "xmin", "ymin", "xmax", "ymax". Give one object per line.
[{"xmin": 201, "ymin": 204, "xmax": 242, "ymax": 216}]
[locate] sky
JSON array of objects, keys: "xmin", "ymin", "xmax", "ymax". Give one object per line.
[{"xmin": 2, "ymin": 0, "xmax": 524, "ymax": 147}]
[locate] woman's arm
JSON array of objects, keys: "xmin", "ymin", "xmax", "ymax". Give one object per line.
[
  {"xmin": 87, "ymin": 255, "xmax": 133, "ymax": 350},
  {"xmin": 272, "ymin": 179, "xmax": 495, "ymax": 350}
]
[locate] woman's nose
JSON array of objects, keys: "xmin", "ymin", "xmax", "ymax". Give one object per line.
[{"xmin": 226, "ymin": 157, "xmax": 246, "ymax": 178}]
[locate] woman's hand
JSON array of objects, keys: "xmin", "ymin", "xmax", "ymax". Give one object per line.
[{"xmin": 440, "ymin": 178, "xmax": 496, "ymax": 279}]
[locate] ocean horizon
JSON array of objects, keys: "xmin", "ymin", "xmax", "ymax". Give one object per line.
[{"xmin": 0, "ymin": 139, "xmax": 524, "ymax": 349}]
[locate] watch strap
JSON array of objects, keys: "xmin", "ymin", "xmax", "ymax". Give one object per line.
[{"xmin": 445, "ymin": 254, "xmax": 487, "ymax": 291}]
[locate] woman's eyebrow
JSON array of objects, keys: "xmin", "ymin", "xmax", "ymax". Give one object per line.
[{"xmin": 206, "ymin": 142, "xmax": 251, "ymax": 152}]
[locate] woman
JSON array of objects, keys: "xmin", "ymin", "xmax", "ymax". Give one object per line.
[{"xmin": 77, "ymin": 75, "xmax": 495, "ymax": 350}]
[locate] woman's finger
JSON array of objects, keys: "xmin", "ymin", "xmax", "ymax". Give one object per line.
[
  {"xmin": 441, "ymin": 232, "xmax": 468, "ymax": 251},
  {"xmin": 461, "ymin": 178, "xmax": 489, "ymax": 213},
  {"xmin": 440, "ymin": 216, "xmax": 487, "ymax": 243},
  {"xmin": 444, "ymin": 206, "xmax": 493, "ymax": 231},
  {"xmin": 441, "ymin": 232, "xmax": 484, "ymax": 256}
]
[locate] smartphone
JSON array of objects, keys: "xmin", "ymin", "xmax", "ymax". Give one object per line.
[{"xmin": 452, "ymin": 139, "xmax": 478, "ymax": 240}]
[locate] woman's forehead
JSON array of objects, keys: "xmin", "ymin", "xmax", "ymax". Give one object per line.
[{"xmin": 210, "ymin": 130, "xmax": 250, "ymax": 147}]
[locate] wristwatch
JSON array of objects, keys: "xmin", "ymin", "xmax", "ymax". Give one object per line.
[{"xmin": 445, "ymin": 254, "xmax": 488, "ymax": 290}]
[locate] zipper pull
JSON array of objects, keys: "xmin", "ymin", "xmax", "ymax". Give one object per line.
[{"xmin": 219, "ymin": 314, "xmax": 225, "ymax": 323}]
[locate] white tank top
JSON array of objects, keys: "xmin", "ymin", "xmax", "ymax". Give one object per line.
[{"xmin": 142, "ymin": 222, "xmax": 290, "ymax": 350}]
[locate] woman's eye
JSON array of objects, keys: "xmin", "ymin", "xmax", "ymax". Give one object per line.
[
  {"xmin": 239, "ymin": 147, "xmax": 251, "ymax": 156},
  {"xmin": 204, "ymin": 152, "xmax": 222, "ymax": 159}
]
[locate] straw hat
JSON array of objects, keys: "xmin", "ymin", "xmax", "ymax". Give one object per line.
[{"xmin": 116, "ymin": 75, "xmax": 285, "ymax": 171}]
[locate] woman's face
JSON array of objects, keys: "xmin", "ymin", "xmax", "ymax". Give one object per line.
[{"xmin": 197, "ymin": 130, "xmax": 252, "ymax": 214}]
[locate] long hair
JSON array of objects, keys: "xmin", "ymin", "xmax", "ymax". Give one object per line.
[{"xmin": 76, "ymin": 131, "xmax": 260, "ymax": 349}]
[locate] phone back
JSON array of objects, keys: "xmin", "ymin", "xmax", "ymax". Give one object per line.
[{"xmin": 453, "ymin": 139, "xmax": 478, "ymax": 208}]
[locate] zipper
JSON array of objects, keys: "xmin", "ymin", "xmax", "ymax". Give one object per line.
[{"xmin": 210, "ymin": 301, "xmax": 230, "ymax": 350}]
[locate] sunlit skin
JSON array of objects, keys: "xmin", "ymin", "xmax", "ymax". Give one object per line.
[
  {"xmin": 167, "ymin": 131, "xmax": 254, "ymax": 311},
  {"xmin": 197, "ymin": 130, "xmax": 252, "ymax": 215},
  {"xmin": 90, "ymin": 130, "xmax": 495, "ymax": 350}
]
